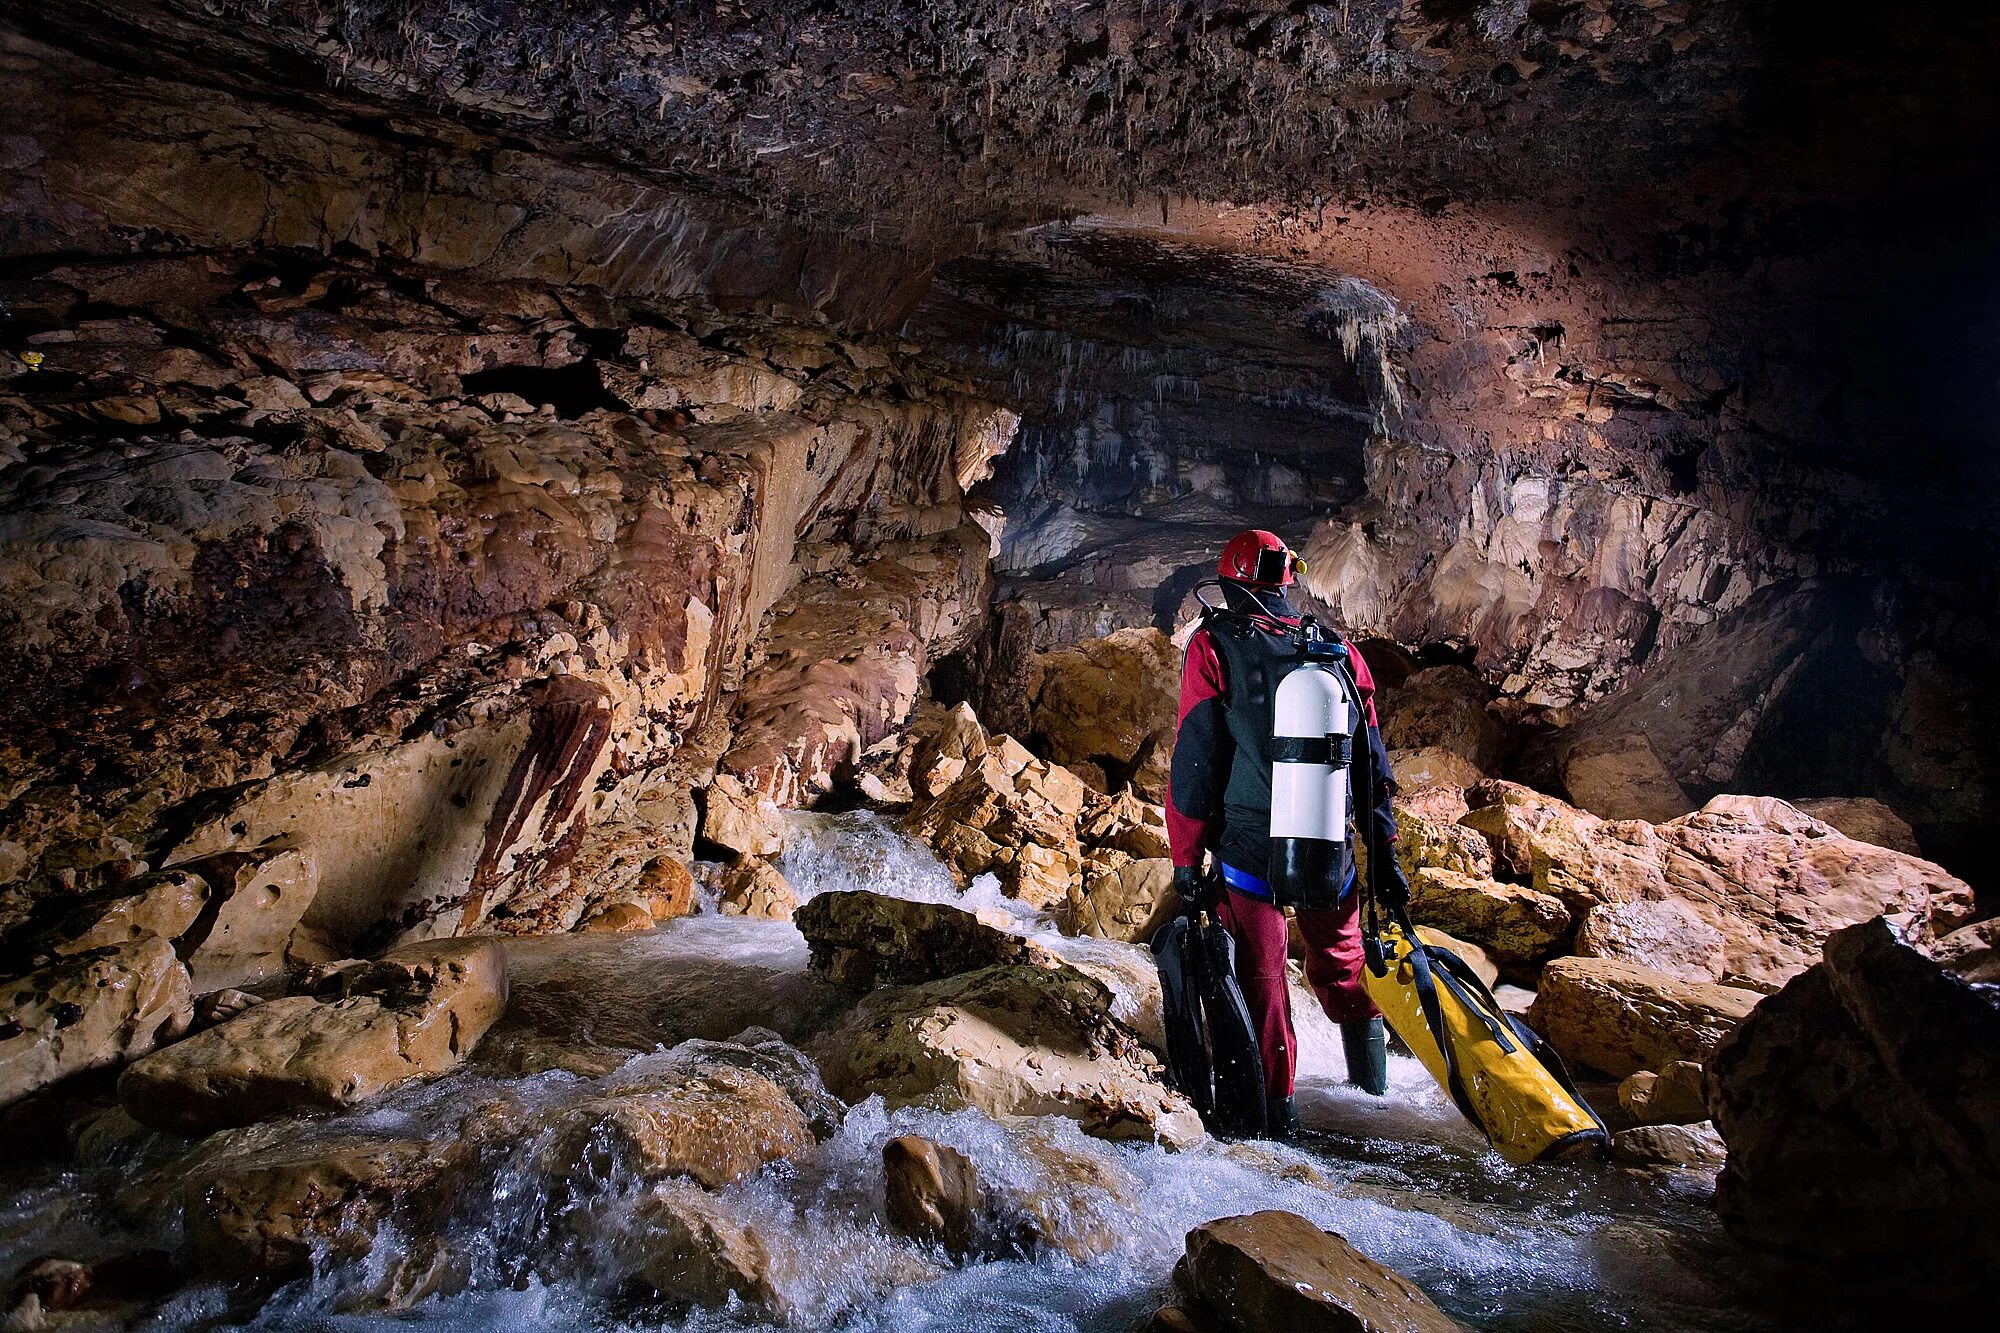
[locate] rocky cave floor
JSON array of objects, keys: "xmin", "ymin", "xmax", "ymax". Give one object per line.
[{"xmin": 4, "ymin": 0, "xmax": 2000, "ymax": 1329}]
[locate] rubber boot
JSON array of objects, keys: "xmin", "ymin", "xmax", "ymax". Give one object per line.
[
  {"xmin": 1264, "ymin": 1095, "xmax": 1300, "ymax": 1142},
  {"xmin": 1341, "ymin": 1017, "xmax": 1388, "ymax": 1096}
]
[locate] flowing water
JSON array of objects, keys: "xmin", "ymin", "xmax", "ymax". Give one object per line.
[{"xmin": 2, "ymin": 813, "xmax": 1786, "ymax": 1332}]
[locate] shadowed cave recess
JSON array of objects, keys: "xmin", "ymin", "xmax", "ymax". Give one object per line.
[{"xmin": 1, "ymin": 0, "xmax": 1998, "ymax": 1329}]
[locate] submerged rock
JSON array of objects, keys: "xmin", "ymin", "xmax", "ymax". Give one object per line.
[
  {"xmin": 821, "ymin": 963, "xmax": 1201, "ymax": 1147},
  {"xmin": 626, "ymin": 1181, "xmax": 785, "ymax": 1315},
  {"xmin": 118, "ymin": 939, "xmax": 507, "ymax": 1132},
  {"xmin": 1711, "ymin": 916, "xmax": 2000, "ymax": 1311},
  {"xmin": 543, "ymin": 1063, "xmax": 814, "ymax": 1189},
  {"xmin": 883, "ymin": 1134, "xmax": 982, "ymax": 1255},
  {"xmin": 0, "ymin": 937, "xmax": 191, "ymax": 1108},
  {"xmin": 1170, "ymin": 1210, "xmax": 1464, "ymax": 1333},
  {"xmin": 1528, "ymin": 956, "xmax": 1761, "ymax": 1079}
]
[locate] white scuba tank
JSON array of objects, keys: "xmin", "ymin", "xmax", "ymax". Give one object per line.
[{"xmin": 1267, "ymin": 654, "xmax": 1355, "ymax": 906}]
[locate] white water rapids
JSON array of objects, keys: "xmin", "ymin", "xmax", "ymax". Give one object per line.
[{"xmin": 2, "ymin": 813, "xmax": 1780, "ymax": 1331}]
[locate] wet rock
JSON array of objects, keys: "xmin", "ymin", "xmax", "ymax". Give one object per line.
[
  {"xmin": 1711, "ymin": 916, "xmax": 2000, "ymax": 1309},
  {"xmin": 579, "ymin": 902, "xmax": 655, "ymax": 932},
  {"xmin": 1407, "ymin": 869, "xmax": 1570, "ymax": 968},
  {"xmin": 1379, "ymin": 666, "xmax": 1504, "ymax": 773},
  {"xmin": 701, "ymin": 773, "xmax": 789, "ymax": 859},
  {"xmin": 1172, "ymin": 1210, "xmax": 1464, "ymax": 1333},
  {"xmin": 118, "ymin": 939, "xmax": 507, "ymax": 1132},
  {"xmin": 1067, "ymin": 857, "xmax": 1178, "ymax": 944},
  {"xmin": 175, "ymin": 840, "xmax": 321, "ymax": 992},
  {"xmin": 883, "ymin": 1134, "xmax": 982, "ymax": 1254},
  {"xmin": 909, "ymin": 702, "xmax": 990, "ymax": 799},
  {"xmin": 191, "ymin": 988, "xmax": 264, "ymax": 1027},
  {"xmin": 1529, "ymin": 957, "xmax": 1761, "ymax": 1079},
  {"xmin": 1560, "ymin": 731, "xmax": 1693, "ymax": 824},
  {"xmin": 904, "ymin": 742, "xmax": 1092, "ymax": 910},
  {"xmin": 146, "ymin": 1122, "xmax": 474, "ymax": 1279},
  {"xmin": 716, "ymin": 858, "xmax": 799, "ymax": 920},
  {"xmin": 822, "ymin": 963, "xmax": 1201, "ymax": 1147},
  {"xmin": 1414, "ymin": 927, "xmax": 1499, "ymax": 989},
  {"xmin": 626, "ymin": 1181, "xmax": 784, "ymax": 1316},
  {"xmin": 1791, "ymin": 797, "xmax": 1921, "ymax": 855},
  {"xmin": 0, "ymin": 938, "xmax": 191, "ymax": 1109},
  {"xmin": 546, "ymin": 1063, "xmax": 813, "ymax": 1189},
  {"xmin": 1932, "ymin": 915, "xmax": 2000, "ymax": 984},
  {"xmin": 1617, "ymin": 1060, "xmax": 1709, "ymax": 1125},
  {"xmin": 1574, "ymin": 897, "xmax": 1728, "ymax": 984},
  {"xmin": 1612, "ymin": 1121, "xmax": 1724, "ymax": 1170},
  {"xmin": 41, "ymin": 869, "xmax": 208, "ymax": 957},
  {"xmin": 1029, "ymin": 627, "xmax": 1180, "ymax": 798},
  {"xmin": 796, "ymin": 889, "xmax": 1058, "ymax": 989}
]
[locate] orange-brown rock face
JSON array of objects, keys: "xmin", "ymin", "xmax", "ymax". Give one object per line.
[{"xmin": 0, "ymin": 239, "xmax": 1013, "ymax": 950}]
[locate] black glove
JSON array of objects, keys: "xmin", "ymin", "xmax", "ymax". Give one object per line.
[
  {"xmin": 1377, "ymin": 856, "xmax": 1410, "ymax": 912},
  {"xmin": 1172, "ymin": 865, "xmax": 1211, "ymax": 917}
]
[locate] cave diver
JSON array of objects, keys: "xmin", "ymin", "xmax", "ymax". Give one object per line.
[{"xmin": 1155, "ymin": 528, "xmax": 1404, "ymax": 1139}]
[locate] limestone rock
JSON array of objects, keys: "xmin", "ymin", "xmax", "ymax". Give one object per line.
[
  {"xmin": 1414, "ymin": 927, "xmax": 1499, "ymax": 989},
  {"xmin": 1460, "ymin": 782, "xmax": 1632, "ymax": 903},
  {"xmin": 1068, "ymin": 857, "xmax": 1178, "ymax": 943},
  {"xmin": 717, "ymin": 858, "xmax": 799, "ymax": 919},
  {"xmin": 0, "ymin": 938, "xmax": 192, "ymax": 1108},
  {"xmin": 1385, "ymin": 746, "xmax": 1488, "ymax": 794},
  {"xmin": 1611, "ymin": 1121, "xmax": 1724, "ymax": 1170},
  {"xmin": 883, "ymin": 1134, "xmax": 982, "ymax": 1255},
  {"xmin": 1791, "ymin": 797, "xmax": 1920, "ymax": 855},
  {"xmin": 822, "ymin": 963, "xmax": 1201, "ymax": 1147},
  {"xmin": 1574, "ymin": 898, "xmax": 1728, "ymax": 984},
  {"xmin": 543, "ymin": 1065, "xmax": 812, "ymax": 1189},
  {"xmin": 1407, "ymin": 869, "xmax": 1570, "ymax": 967},
  {"xmin": 1932, "ymin": 916, "xmax": 2000, "ymax": 984},
  {"xmin": 1172, "ymin": 1210, "xmax": 1464, "ymax": 1333},
  {"xmin": 1560, "ymin": 731, "xmax": 1692, "ymax": 823},
  {"xmin": 1378, "ymin": 666, "xmax": 1504, "ymax": 773},
  {"xmin": 1528, "ymin": 957, "xmax": 1761, "ymax": 1079},
  {"xmin": 626, "ymin": 1181, "xmax": 783, "ymax": 1315},
  {"xmin": 118, "ymin": 939, "xmax": 508, "ymax": 1132},
  {"xmin": 176, "ymin": 841, "xmax": 321, "ymax": 992},
  {"xmin": 795, "ymin": 890, "xmax": 1059, "ymax": 989},
  {"xmin": 1617, "ymin": 1060, "xmax": 1709, "ymax": 1125},
  {"xmin": 1710, "ymin": 916, "xmax": 2000, "ymax": 1309},
  {"xmin": 580, "ymin": 902, "xmax": 655, "ymax": 932},
  {"xmin": 152, "ymin": 1122, "xmax": 473, "ymax": 1279},
  {"xmin": 44, "ymin": 869, "xmax": 208, "ymax": 956},
  {"xmin": 1030, "ymin": 627, "xmax": 1179, "ymax": 798},
  {"xmin": 702, "ymin": 773, "xmax": 789, "ymax": 859},
  {"xmin": 1647, "ymin": 797, "xmax": 1974, "ymax": 987},
  {"xmin": 1390, "ymin": 796, "xmax": 1494, "ymax": 881},
  {"xmin": 1078, "ymin": 789, "xmax": 1173, "ymax": 860},
  {"xmin": 904, "ymin": 743, "xmax": 1095, "ymax": 910},
  {"xmin": 909, "ymin": 702, "xmax": 990, "ymax": 799}
]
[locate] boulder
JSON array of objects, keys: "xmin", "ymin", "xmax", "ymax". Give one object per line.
[
  {"xmin": 1932, "ymin": 916, "xmax": 2000, "ymax": 984},
  {"xmin": 1378, "ymin": 665, "xmax": 1503, "ymax": 773},
  {"xmin": 883, "ymin": 1134, "xmax": 982, "ymax": 1255},
  {"xmin": 176, "ymin": 841, "xmax": 321, "ymax": 992},
  {"xmin": 1528, "ymin": 956, "xmax": 1761, "ymax": 1079},
  {"xmin": 904, "ymin": 742, "xmax": 1091, "ymax": 910},
  {"xmin": 1385, "ymin": 747, "xmax": 1488, "ymax": 793},
  {"xmin": 702, "ymin": 773, "xmax": 790, "ymax": 859},
  {"xmin": 146, "ymin": 1121, "xmax": 474, "ymax": 1278},
  {"xmin": 1611, "ymin": 1121, "xmax": 1724, "ymax": 1170},
  {"xmin": 795, "ymin": 890, "xmax": 1060, "ymax": 989},
  {"xmin": 1030, "ymin": 627, "xmax": 1180, "ymax": 798},
  {"xmin": 1388, "ymin": 796, "xmax": 1494, "ymax": 881},
  {"xmin": 542, "ymin": 1064, "xmax": 812, "ymax": 1189},
  {"xmin": 821, "ymin": 963, "xmax": 1201, "ymax": 1147},
  {"xmin": 0, "ymin": 938, "xmax": 192, "ymax": 1108},
  {"xmin": 633, "ymin": 856, "xmax": 697, "ymax": 920},
  {"xmin": 118, "ymin": 939, "xmax": 508, "ymax": 1132},
  {"xmin": 626, "ymin": 1181, "xmax": 783, "ymax": 1315},
  {"xmin": 1617, "ymin": 1060, "xmax": 1709, "ymax": 1125},
  {"xmin": 1172, "ymin": 1210, "xmax": 1464, "ymax": 1333},
  {"xmin": 717, "ymin": 858, "xmax": 799, "ymax": 919},
  {"xmin": 1648, "ymin": 796, "xmax": 1974, "ymax": 987},
  {"xmin": 1711, "ymin": 916, "xmax": 2000, "ymax": 1310},
  {"xmin": 908, "ymin": 702, "xmax": 990, "ymax": 799},
  {"xmin": 1415, "ymin": 927, "xmax": 1499, "ymax": 989},
  {"xmin": 580, "ymin": 902, "xmax": 656, "ymax": 932},
  {"xmin": 1574, "ymin": 898, "xmax": 1728, "ymax": 984},
  {"xmin": 1791, "ymin": 797, "xmax": 1920, "ymax": 855},
  {"xmin": 1559, "ymin": 731, "xmax": 1693, "ymax": 823},
  {"xmin": 1067, "ymin": 857, "xmax": 1179, "ymax": 943},
  {"xmin": 1078, "ymin": 789, "xmax": 1173, "ymax": 860},
  {"xmin": 44, "ymin": 869, "xmax": 208, "ymax": 956},
  {"xmin": 1459, "ymin": 782, "xmax": 1631, "ymax": 901},
  {"xmin": 1406, "ymin": 868, "xmax": 1570, "ymax": 967}
]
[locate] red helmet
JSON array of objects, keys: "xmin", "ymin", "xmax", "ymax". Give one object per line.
[{"xmin": 1218, "ymin": 529, "xmax": 1299, "ymax": 587}]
